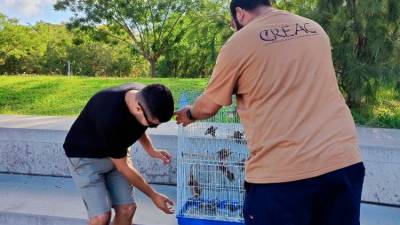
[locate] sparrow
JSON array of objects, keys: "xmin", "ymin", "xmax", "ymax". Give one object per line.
[
  {"xmin": 205, "ymin": 126, "xmax": 218, "ymax": 137},
  {"xmin": 217, "ymin": 148, "xmax": 232, "ymax": 161},
  {"xmin": 233, "ymin": 130, "xmax": 245, "ymax": 144},
  {"xmin": 188, "ymin": 173, "xmax": 201, "ymax": 198},
  {"xmin": 227, "ymin": 130, "xmax": 246, "ymax": 144},
  {"xmin": 217, "ymin": 164, "xmax": 235, "ymax": 182}
]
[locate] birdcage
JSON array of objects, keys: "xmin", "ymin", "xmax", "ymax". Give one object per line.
[{"xmin": 177, "ymin": 92, "xmax": 248, "ymax": 225}]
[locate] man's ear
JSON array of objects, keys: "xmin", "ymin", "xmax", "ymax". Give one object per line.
[
  {"xmin": 135, "ymin": 104, "xmax": 142, "ymax": 113},
  {"xmin": 235, "ymin": 7, "xmax": 245, "ymax": 23}
]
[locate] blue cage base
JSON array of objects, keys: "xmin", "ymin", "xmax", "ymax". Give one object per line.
[
  {"xmin": 177, "ymin": 216, "xmax": 244, "ymax": 225},
  {"xmin": 177, "ymin": 199, "xmax": 244, "ymax": 225}
]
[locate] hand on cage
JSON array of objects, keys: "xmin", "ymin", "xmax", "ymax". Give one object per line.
[
  {"xmin": 174, "ymin": 106, "xmax": 195, "ymax": 127},
  {"xmin": 151, "ymin": 192, "xmax": 175, "ymax": 214},
  {"xmin": 148, "ymin": 149, "xmax": 172, "ymax": 165}
]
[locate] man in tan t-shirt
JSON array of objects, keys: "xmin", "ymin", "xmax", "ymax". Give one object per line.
[{"xmin": 176, "ymin": 0, "xmax": 365, "ymax": 225}]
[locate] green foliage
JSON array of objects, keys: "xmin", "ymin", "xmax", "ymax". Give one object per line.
[
  {"xmin": 158, "ymin": 0, "xmax": 233, "ymax": 77},
  {"xmin": 0, "ymin": 75, "xmax": 398, "ymax": 128},
  {"xmin": 0, "ymin": 16, "xmax": 44, "ymax": 73},
  {"xmin": 1, "ymin": 1, "xmax": 233, "ymax": 78},
  {"xmin": 275, "ymin": 0, "xmax": 400, "ymax": 108},
  {"xmin": 0, "ymin": 13, "xmax": 147, "ymax": 76},
  {"xmin": 0, "ymin": 1, "xmax": 399, "ymax": 124},
  {"xmin": 54, "ymin": 0, "xmax": 200, "ymax": 77},
  {"xmin": 0, "ymin": 75, "xmax": 207, "ymax": 115},
  {"xmin": 351, "ymin": 85, "xmax": 400, "ymax": 128}
]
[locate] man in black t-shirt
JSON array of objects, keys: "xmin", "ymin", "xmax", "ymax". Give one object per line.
[{"xmin": 64, "ymin": 83, "xmax": 175, "ymax": 225}]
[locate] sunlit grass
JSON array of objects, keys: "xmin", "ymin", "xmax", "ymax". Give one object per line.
[
  {"xmin": 0, "ymin": 75, "xmax": 208, "ymax": 116},
  {"xmin": 0, "ymin": 75, "xmax": 398, "ymax": 128}
]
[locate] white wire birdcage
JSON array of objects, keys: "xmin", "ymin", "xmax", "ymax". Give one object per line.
[{"xmin": 177, "ymin": 92, "xmax": 248, "ymax": 225}]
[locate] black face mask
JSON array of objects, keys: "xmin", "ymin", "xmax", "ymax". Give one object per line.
[{"xmin": 138, "ymin": 102, "xmax": 159, "ymax": 128}]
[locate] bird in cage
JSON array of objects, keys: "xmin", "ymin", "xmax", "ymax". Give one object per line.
[
  {"xmin": 233, "ymin": 130, "xmax": 244, "ymax": 140},
  {"xmin": 216, "ymin": 148, "xmax": 235, "ymax": 182},
  {"xmin": 200, "ymin": 200, "xmax": 217, "ymax": 215},
  {"xmin": 188, "ymin": 173, "xmax": 202, "ymax": 198},
  {"xmin": 217, "ymin": 148, "xmax": 232, "ymax": 161},
  {"xmin": 226, "ymin": 130, "xmax": 246, "ymax": 144},
  {"xmin": 235, "ymin": 158, "xmax": 246, "ymax": 172},
  {"xmin": 234, "ymin": 130, "xmax": 245, "ymax": 144},
  {"xmin": 217, "ymin": 164, "xmax": 235, "ymax": 182},
  {"xmin": 204, "ymin": 126, "xmax": 218, "ymax": 137}
]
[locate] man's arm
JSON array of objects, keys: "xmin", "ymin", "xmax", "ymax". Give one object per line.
[
  {"xmin": 139, "ymin": 133, "xmax": 171, "ymax": 164},
  {"xmin": 110, "ymin": 157, "xmax": 174, "ymax": 214},
  {"xmin": 176, "ymin": 44, "xmax": 238, "ymax": 126},
  {"xmin": 192, "ymin": 94, "xmax": 222, "ymax": 120},
  {"xmin": 175, "ymin": 94, "xmax": 222, "ymax": 127}
]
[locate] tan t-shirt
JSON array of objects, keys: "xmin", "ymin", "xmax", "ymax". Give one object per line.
[{"xmin": 203, "ymin": 8, "xmax": 362, "ymax": 183}]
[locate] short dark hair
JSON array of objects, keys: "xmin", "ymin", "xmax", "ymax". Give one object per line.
[
  {"xmin": 139, "ymin": 84, "xmax": 174, "ymax": 123},
  {"xmin": 230, "ymin": 0, "xmax": 271, "ymax": 18}
]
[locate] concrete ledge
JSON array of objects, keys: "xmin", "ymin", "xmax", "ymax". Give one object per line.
[
  {"xmin": 0, "ymin": 115, "xmax": 178, "ymax": 183},
  {"xmin": 0, "ymin": 115, "xmax": 399, "ymax": 206}
]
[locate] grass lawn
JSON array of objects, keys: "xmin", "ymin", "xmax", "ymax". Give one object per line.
[
  {"xmin": 0, "ymin": 75, "xmax": 399, "ymax": 128},
  {"xmin": 351, "ymin": 86, "xmax": 400, "ymax": 129},
  {"xmin": 0, "ymin": 75, "xmax": 207, "ymax": 116}
]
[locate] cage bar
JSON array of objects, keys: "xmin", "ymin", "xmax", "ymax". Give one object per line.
[{"xmin": 177, "ymin": 92, "xmax": 248, "ymax": 225}]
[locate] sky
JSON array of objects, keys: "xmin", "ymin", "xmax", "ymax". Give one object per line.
[{"xmin": 0, "ymin": 0, "xmax": 73, "ymax": 24}]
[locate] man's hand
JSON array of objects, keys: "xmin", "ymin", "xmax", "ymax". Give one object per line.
[
  {"xmin": 151, "ymin": 192, "xmax": 175, "ymax": 214},
  {"xmin": 148, "ymin": 149, "xmax": 172, "ymax": 165},
  {"xmin": 139, "ymin": 134, "xmax": 171, "ymax": 164},
  {"xmin": 175, "ymin": 106, "xmax": 195, "ymax": 127},
  {"xmin": 175, "ymin": 96, "xmax": 222, "ymax": 126}
]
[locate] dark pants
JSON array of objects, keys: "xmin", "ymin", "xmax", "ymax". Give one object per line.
[{"xmin": 243, "ymin": 163, "xmax": 365, "ymax": 225}]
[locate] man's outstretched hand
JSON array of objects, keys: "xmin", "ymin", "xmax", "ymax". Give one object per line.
[
  {"xmin": 148, "ymin": 149, "xmax": 172, "ymax": 165},
  {"xmin": 175, "ymin": 106, "xmax": 194, "ymax": 127},
  {"xmin": 151, "ymin": 192, "xmax": 175, "ymax": 214}
]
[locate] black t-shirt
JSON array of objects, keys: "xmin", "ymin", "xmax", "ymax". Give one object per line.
[{"xmin": 64, "ymin": 83, "xmax": 147, "ymax": 158}]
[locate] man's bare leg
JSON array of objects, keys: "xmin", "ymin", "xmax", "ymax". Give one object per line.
[
  {"xmin": 112, "ymin": 203, "xmax": 137, "ymax": 225},
  {"xmin": 89, "ymin": 211, "xmax": 112, "ymax": 225}
]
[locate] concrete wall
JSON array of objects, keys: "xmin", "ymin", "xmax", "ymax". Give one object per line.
[
  {"xmin": 0, "ymin": 126, "xmax": 178, "ymax": 184},
  {"xmin": 0, "ymin": 115, "xmax": 399, "ymax": 206}
]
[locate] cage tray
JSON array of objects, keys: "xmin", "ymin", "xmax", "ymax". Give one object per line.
[
  {"xmin": 177, "ymin": 199, "xmax": 244, "ymax": 225},
  {"xmin": 177, "ymin": 216, "xmax": 244, "ymax": 225}
]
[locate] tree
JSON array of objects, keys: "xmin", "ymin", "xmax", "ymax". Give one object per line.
[
  {"xmin": 55, "ymin": 0, "xmax": 199, "ymax": 77},
  {"xmin": 275, "ymin": 0, "xmax": 400, "ymax": 108},
  {"xmin": 0, "ymin": 14, "xmax": 44, "ymax": 74},
  {"xmin": 158, "ymin": 0, "xmax": 233, "ymax": 77}
]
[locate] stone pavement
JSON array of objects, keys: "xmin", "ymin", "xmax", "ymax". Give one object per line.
[
  {"xmin": 0, "ymin": 174, "xmax": 399, "ymax": 225},
  {"xmin": 0, "ymin": 173, "xmax": 176, "ymax": 225}
]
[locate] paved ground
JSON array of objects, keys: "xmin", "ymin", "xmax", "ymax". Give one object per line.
[
  {"xmin": 0, "ymin": 174, "xmax": 399, "ymax": 225},
  {"xmin": 0, "ymin": 174, "xmax": 176, "ymax": 225}
]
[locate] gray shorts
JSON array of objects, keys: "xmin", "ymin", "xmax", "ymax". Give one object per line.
[{"xmin": 66, "ymin": 157, "xmax": 135, "ymax": 218}]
